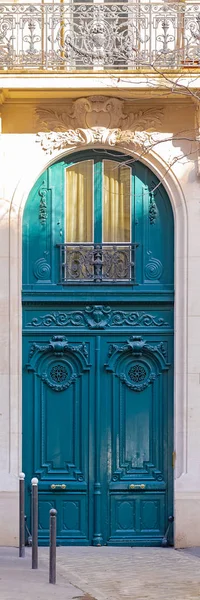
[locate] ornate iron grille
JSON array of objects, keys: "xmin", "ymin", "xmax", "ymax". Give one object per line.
[
  {"xmin": 57, "ymin": 243, "xmax": 138, "ymax": 284},
  {"xmin": 1, "ymin": 3, "xmax": 200, "ymax": 71}
]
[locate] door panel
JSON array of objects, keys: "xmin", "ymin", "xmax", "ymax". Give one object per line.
[
  {"xmin": 23, "ymin": 324, "xmax": 173, "ymax": 545},
  {"xmin": 110, "ymin": 493, "xmax": 165, "ymax": 543},
  {"xmin": 101, "ymin": 332, "xmax": 173, "ymax": 545},
  {"xmin": 23, "ymin": 334, "xmax": 94, "ymax": 545}
]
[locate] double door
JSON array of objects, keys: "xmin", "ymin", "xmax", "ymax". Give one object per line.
[{"xmin": 23, "ymin": 305, "xmax": 173, "ymax": 546}]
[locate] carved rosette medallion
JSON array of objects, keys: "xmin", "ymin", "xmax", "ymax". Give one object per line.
[
  {"xmin": 128, "ymin": 364, "xmax": 146, "ymax": 383},
  {"xmin": 105, "ymin": 335, "xmax": 170, "ymax": 392},
  {"xmin": 26, "ymin": 335, "xmax": 91, "ymax": 391},
  {"xmin": 41, "ymin": 361, "xmax": 76, "ymax": 392}
]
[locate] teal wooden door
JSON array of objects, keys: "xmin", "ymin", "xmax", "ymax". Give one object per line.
[{"xmin": 22, "ymin": 151, "xmax": 174, "ymax": 546}]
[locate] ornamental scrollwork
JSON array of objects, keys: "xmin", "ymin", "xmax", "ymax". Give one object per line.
[
  {"xmin": 144, "ymin": 251, "xmax": 163, "ymax": 281},
  {"xmin": 106, "ymin": 335, "xmax": 170, "ymax": 373},
  {"xmin": 36, "ymin": 98, "xmax": 163, "ymax": 133},
  {"xmin": 120, "ymin": 371, "xmax": 156, "ymax": 392},
  {"xmin": 27, "ymin": 335, "xmax": 90, "ymax": 376},
  {"xmin": 38, "ymin": 182, "xmax": 48, "ymax": 224},
  {"xmin": 33, "ymin": 252, "xmax": 51, "ymax": 281},
  {"xmin": 41, "ymin": 371, "xmax": 77, "ymax": 392},
  {"xmin": 28, "ymin": 335, "xmax": 88, "ymax": 361},
  {"xmin": 37, "ymin": 127, "xmax": 154, "ymax": 155},
  {"xmin": 26, "ymin": 305, "xmax": 170, "ymax": 329},
  {"xmin": 149, "ymin": 191, "xmax": 157, "ymax": 225},
  {"xmin": 36, "ymin": 97, "xmax": 164, "ymax": 154}
]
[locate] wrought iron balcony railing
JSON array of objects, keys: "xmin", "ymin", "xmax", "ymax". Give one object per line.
[
  {"xmin": 1, "ymin": 2, "xmax": 200, "ymax": 72},
  {"xmin": 58, "ymin": 243, "xmax": 137, "ymax": 284}
]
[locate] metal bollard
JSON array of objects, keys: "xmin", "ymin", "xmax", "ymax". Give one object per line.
[
  {"xmin": 31, "ymin": 477, "xmax": 38, "ymax": 569},
  {"xmin": 49, "ymin": 509, "xmax": 57, "ymax": 584},
  {"xmin": 19, "ymin": 472, "xmax": 25, "ymax": 558}
]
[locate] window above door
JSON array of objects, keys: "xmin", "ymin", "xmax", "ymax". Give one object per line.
[
  {"xmin": 22, "ymin": 149, "xmax": 174, "ymax": 295},
  {"xmin": 58, "ymin": 157, "xmax": 137, "ymax": 284}
]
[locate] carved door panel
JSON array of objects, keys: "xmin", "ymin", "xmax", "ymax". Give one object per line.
[
  {"xmin": 23, "ymin": 334, "xmax": 94, "ymax": 545},
  {"xmin": 100, "ymin": 333, "xmax": 173, "ymax": 546},
  {"xmin": 23, "ymin": 317, "xmax": 173, "ymax": 546}
]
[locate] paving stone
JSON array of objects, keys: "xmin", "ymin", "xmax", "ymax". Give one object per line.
[
  {"xmin": 40, "ymin": 547, "xmax": 200, "ymax": 600},
  {"xmin": 1, "ymin": 547, "xmax": 200, "ymax": 600}
]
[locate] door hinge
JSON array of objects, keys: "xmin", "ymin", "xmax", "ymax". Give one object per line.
[{"xmin": 172, "ymin": 451, "xmax": 176, "ymax": 468}]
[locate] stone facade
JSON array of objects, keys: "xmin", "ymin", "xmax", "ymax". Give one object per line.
[{"xmin": 0, "ymin": 84, "xmax": 199, "ymax": 547}]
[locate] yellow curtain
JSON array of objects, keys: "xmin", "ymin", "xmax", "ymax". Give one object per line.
[
  {"xmin": 66, "ymin": 160, "xmax": 93, "ymax": 242},
  {"xmin": 103, "ymin": 161, "xmax": 130, "ymax": 242}
]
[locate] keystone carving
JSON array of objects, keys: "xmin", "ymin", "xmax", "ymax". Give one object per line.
[
  {"xmin": 36, "ymin": 96, "xmax": 164, "ymax": 154},
  {"xmin": 36, "ymin": 97, "xmax": 163, "ymax": 132}
]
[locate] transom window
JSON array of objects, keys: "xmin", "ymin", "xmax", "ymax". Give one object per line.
[
  {"xmin": 65, "ymin": 159, "xmax": 131, "ymax": 243},
  {"xmin": 58, "ymin": 157, "xmax": 137, "ymax": 284}
]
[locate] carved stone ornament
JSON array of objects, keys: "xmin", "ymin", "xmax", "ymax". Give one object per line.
[{"xmin": 36, "ymin": 97, "xmax": 164, "ymax": 154}]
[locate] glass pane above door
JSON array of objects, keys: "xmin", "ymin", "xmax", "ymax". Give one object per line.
[
  {"xmin": 66, "ymin": 160, "xmax": 93, "ymax": 243},
  {"xmin": 103, "ymin": 161, "xmax": 131, "ymax": 243}
]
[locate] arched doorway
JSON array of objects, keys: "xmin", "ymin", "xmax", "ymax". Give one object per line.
[{"xmin": 22, "ymin": 150, "xmax": 174, "ymax": 546}]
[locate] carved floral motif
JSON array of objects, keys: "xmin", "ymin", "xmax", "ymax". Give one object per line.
[
  {"xmin": 41, "ymin": 370, "xmax": 77, "ymax": 392},
  {"xmin": 128, "ymin": 364, "xmax": 146, "ymax": 382},
  {"xmin": 108, "ymin": 335, "xmax": 168, "ymax": 361},
  {"xmin": 37, "ymin": 127, "xmax": 154, "ymax": 154},
  {"xmin": 50, "ymin": 364, "xmax": 68, "ymax": 383},
  {"xmin": 28, "ymin": 335, "xmax": 88, "ymax": 362},
  {"xmin": 36, "ymin": 96, "xmax": 164, "ymax": 154},
  {"xmin": 106, "ymin": 335, "xmax": 170, "ymax": 391},
  {"xmin": 149, "ymin": 192, "xmax": 157, "ymax": 225},
  {"xmin": 36, "ymin": 97, "xmax": 163, "ymax": 132},
  {"xmin": 39, "ymin": 183, "xmax": 48, "ymax": 224},
  {"xmin": 120, "ymin": 371, "xmax": 156, "ymax": 392},
  {"xmin": 27, "ymin": 335, "xmax": 90, "ymax": 389},
  {"xmin": 26, "ymin": 306, "xmax": 170, "ymax": 329}
]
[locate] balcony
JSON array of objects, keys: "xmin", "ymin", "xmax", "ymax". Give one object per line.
[
  {"xmin": 58, "ymin": 243, "xmax": 137, "ymax": 284},
  {"xmin": 0, "ymin": 2, "xmax": 200, "ymax": 73}
]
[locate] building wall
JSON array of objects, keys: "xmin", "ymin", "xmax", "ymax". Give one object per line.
[{"xmin": 0, "ymin": 95, "xmax": 199, "ymax": 547}]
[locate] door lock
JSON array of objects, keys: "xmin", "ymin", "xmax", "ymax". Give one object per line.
[{"xmin": 51, "ymin": 484, "xmax": 66, "ymax": 490}]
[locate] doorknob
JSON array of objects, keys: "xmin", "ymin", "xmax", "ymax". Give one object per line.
[
  {"xmin": 129, "ymin": 484, "xmax": 146, "ymax": 490},
  {"xmin": 51, "ymin": 484, "xmax": 66, "ymax": 490}
]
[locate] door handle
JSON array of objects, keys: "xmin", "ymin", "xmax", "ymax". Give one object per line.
[
  {"xmin": 51, "ymin": 484, "xmax": 66, "ymax": 490},
  {"xmin": 129, "ymin": 484, "xmax": 146, "ymax": 490}
]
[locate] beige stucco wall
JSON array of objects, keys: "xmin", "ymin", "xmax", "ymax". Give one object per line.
[{"xmin": 0, "ymin": 96, "xmax": 199, "ymax": 547}]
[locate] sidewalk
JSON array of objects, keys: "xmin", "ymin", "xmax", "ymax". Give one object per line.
[
  {"xmin": 40, "ymin": 547, "xmax": 200, "ymax": 600},
  {"xmin": 0, "ymin": 547, "xmax": 85, "ymax": 600},
  {"xmin": 1, "ymin": 546, "xmax": 200, "ymax": 600}
]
